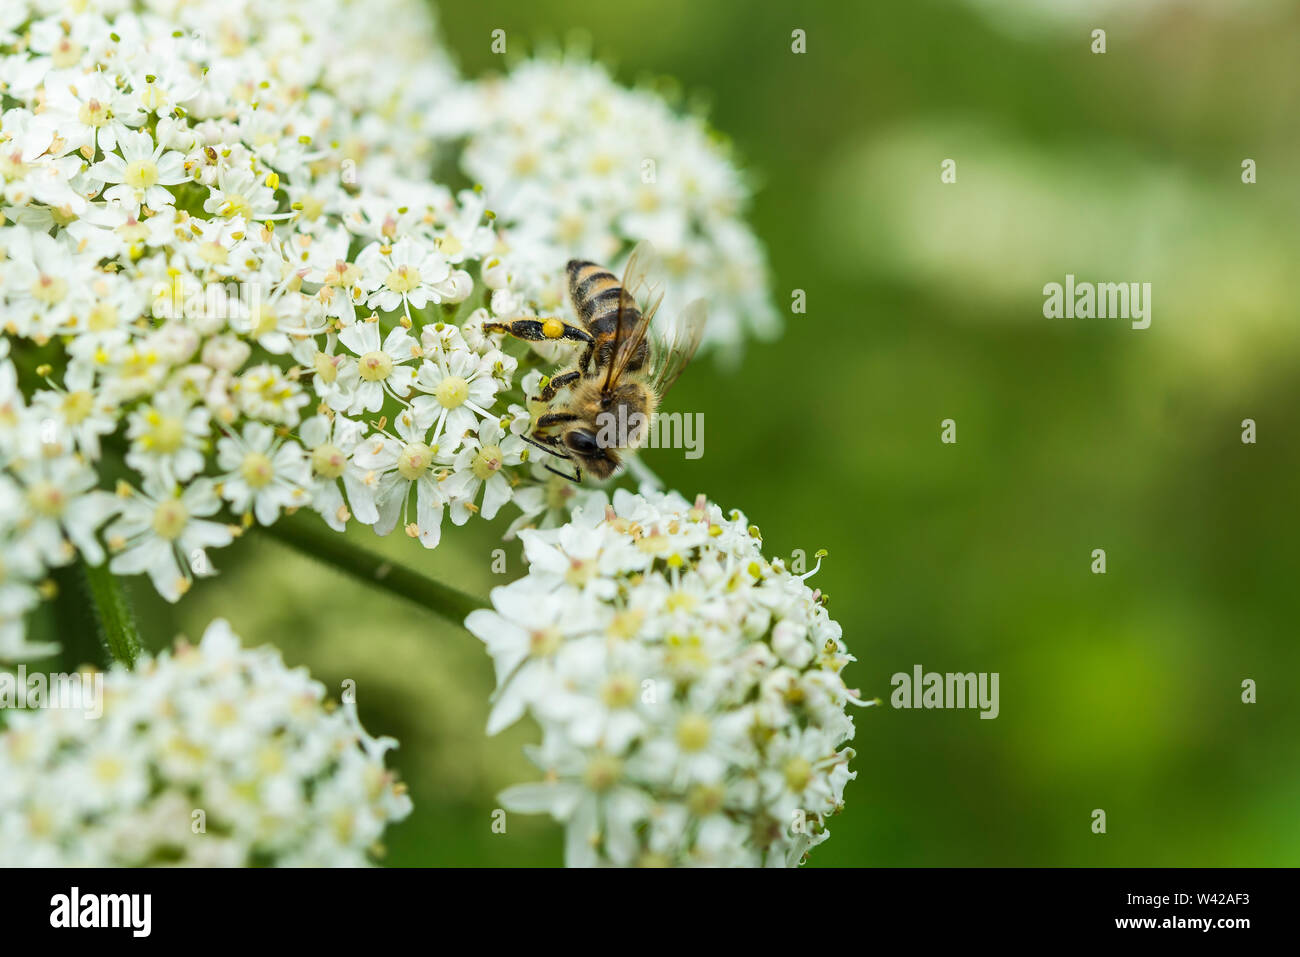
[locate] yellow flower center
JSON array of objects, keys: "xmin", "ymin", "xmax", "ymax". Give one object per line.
[
  {"xmin": 52, "ymin": 39, "xmax": 82, "ymax": 69},
  {"xmin": 564, "ymin": 557, "xmax": 594, "ymax": 588},
  {"xmin": 311, "ymin": 443, "xmax": 346, "ymax": 479},
  {"xmin": 396, "ymin": 442, "xmax": 433, "ymax": 481},
  {"xmin": 600, "ymin": 673, "xmax": 637, "ymax": 709},
  {"xmin": 358, "ymin": 350, "xmax": 393, "ymax": 382},
  {"xmin": 31, "ymin": 274, "xmax": 68, "ymax": 305},
  {"xmin": 240, "ymin": 451, "xmax": 274, "ymax": 488},
  {"xmin": 687, "ymin": 783, "xmax": 725, "ymax": 817},
  {"xmin": 384, "ymin": 264, "xmax": 421, "ymax": 293},
  {"xmin": 249, "ymin": 303, "xmax": 278, "ymax": 339},
  {"xmin": 313, "ymin": 351, "xmax": 338, "ymax": 384},
  {"xmin": 87, "ymin": 301, "xmax": 118, "ymax": 331},
  {"xmin": 783, "ymin": 756, "xmax": 813, "ymax": 793},
  {"xmin": 62, "ymin": 390, "xmax": 95, "ymax": 424},
  {"xmin": 582, "ymin": 753, "xmax": 623, "ymax": 792},
  {"xmin": 124, "ymin": 159, "xmax": 159, "ymax": 189},
  {"xmin": 151, "ymin": 499, "xmax": 189, "ymax": 540},
  {"xmin": 92, "ymin": 754, "xmax": 125, "ymax": 783},
  {"xmin": 439, "ymin": 234, "xmax": 463, "ymax": 258},
  {"xmin": 0, "ymin": 151, "xmax": 28, "ymax": 178},
  {"xmin": 434, "ymin": 375, "xmax": 469, "ymax": 408},
  {"xmin": 198, "ymin": 241, "xmax": 227, "ymax": 265},
  {"xmin": 143, "ymin": 412, "xmax": 185, "ymax": 453},
  {"xmin": 675, "ymin": 713, "xmax": 711, "ymax": 752},
  {"xmin": 528, "ymin": 626, "xmax": 562, "ymax": 657},
  {"xmin": 27, "ymin": 480, "xmax": 66, "ymax": 517},
  {"xmin": 139, "ymin": 83, "xmax": 168, "ymax": 112},
  {"xmin": 219, "ymin": 193, "xmax": 250, "ymax": 218},
  {"xmin": 471, "ymin": 444, "xmax": 502, "ymax": 481},
  {"xmin": 78, "ymin": 99, "xmax": 109, "ymax": 127},
  {"xmin": 299, "ymin": 195, "xmax": 325, "ymax": 221}
]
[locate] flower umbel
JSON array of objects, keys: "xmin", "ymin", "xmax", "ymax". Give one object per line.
[
  {"xmin": 0, "ymin": 619, "xmax": 411, "ymax": 866},
  {"xmin": 466, "ymin": 488, "xmax": 865, "ymax": 867}
]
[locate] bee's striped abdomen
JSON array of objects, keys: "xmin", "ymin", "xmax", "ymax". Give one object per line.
[
  {"xmin": 566, "ymin": 259, "xmax": 647, "ymax": 372},
  {"xmin": 567, "ymin": 260, "xmax": 635, "ymax": 331}
]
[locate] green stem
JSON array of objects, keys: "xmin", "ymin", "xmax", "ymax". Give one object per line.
[
  {"xmin": 81, "ymin": 561, "xmax": 143, "ymax": 667},
  {"xmin": 263, "ymin": 515, "xmax": 488, "ymax": 624}
]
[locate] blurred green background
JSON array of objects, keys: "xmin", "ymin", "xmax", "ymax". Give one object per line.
[{"xmin": 84, "ymin": 0, "xmax": 1300, "ymax": 865}]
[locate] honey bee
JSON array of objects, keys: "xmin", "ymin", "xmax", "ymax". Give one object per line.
[{"xmin": 484, "ymin": 241, "xmax": 707, "ymax": 482}]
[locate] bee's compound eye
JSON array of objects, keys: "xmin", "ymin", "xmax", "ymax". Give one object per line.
[
  {"xmin": 566, "ymin": 430, "xmax": 600, "ymax": 455},
  {"xmin": 542, "ymin": 318, "xmax": 564, "ymax": 339}
]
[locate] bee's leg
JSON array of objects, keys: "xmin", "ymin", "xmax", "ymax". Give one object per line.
[
  {"xmin": 538, "ymin": 370, "xmax": 581, "ymax": 402},
  {"xmin": 577, "ymin": 341, "xmax": 594, "ymax": 375},
  {"xmin": 536, "ymin": 411, "xmax": 580, "ymax": 431},
  {"xmin": 483, "ymin": 318, "xmax": 593, "ymax": 347}
]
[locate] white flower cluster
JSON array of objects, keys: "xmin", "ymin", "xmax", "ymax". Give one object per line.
[
  {"xmin": 467, "ymin": 488, "xmax": 861, "ymax": 867},
  {"xmin": 436, "ymin": 57, "xmax": 781, "ymax": 364},
  {"xmin": 0, "ymin": 619, "xmax": 411, "ymax": 866},
  {"xmin": 0, "ymin": 1, "xmax": 543, "ymax": 659}
]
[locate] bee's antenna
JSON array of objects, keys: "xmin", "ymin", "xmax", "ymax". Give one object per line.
[
  {"xmin": 544, "ymin": 462, "xmax": 583, "ymax": 484},
  {"xmin": 520, "ymin": 433, "xmax": 568, "ymax": 460}
]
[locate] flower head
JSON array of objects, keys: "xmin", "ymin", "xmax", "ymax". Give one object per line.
[
  {"xmin": 0, "ymin": 619, "xmax": 411, "ymax": 866},
  {"xmin": 466, "ymin": 488, "xmax": 864, "ymax": 867}
]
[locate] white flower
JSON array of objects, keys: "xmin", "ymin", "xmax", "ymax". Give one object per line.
[
  {"xmin": 6, "ymin": 452, "xmax": 118, "ymax": 567},
  {"xmin": 106, "ymin": 478, "xmax": 234, "ymax": 602},
  {"xmin": 410, "ymin": 346, "xmax": 502, "ymax": 446},
  {"xmin": 444, "ymin": 417, "xmax": 526, "ymax": 526},
  {"xmin": 89, "ymin": 129, "xmax": 189, "ymax": 214},
  {"xmin": 333, "ymin": 321, "xmax": 420, "ymax": 414},
  {"xmin": 356, "ymin": 237, "xmax": 452, "ymax": 316},
  {"xmin": 467, "ymin": 489, "xmax": 865, "ymax": 867},
  {"xmin": 215, "ymin": 423, "xmax": 311, "ymax": 526},
  {"xmin": 0, "ymin": 0, "xmax": 601, "ymax": 649},
  {"xmin": 351, "ymin": 408, "xmax": 453, "ymax": 547},
  {"xmin": 298, "ymin": 413, "xmax": 377, "ymax": 530},
  {"xmin": 0, "ymin": 228, "xmax": 97, "ymax": 340},
  {"xmin": 44, "ymin": 71, "xmax": 147, "ymax": 156},
  {"xmin": 0, "ymin": 619, "xmax": 411, "ymax": 866},
  {"xmin": 233, "ymin": 364, "xmax": 311, "ymax": 427},
  {"xmin": 439, "ymin": 57, "xmax": 781, "ymax": 362},
  {"xmin": 124, "ymin": 392, "xmax": 211, "ymax": 485},
  {"xmin": 29, "ymin": 362, "xmax": 120, "ymax": 460},
  {"xmin": 202, "ymin": 166, "xmax": 278, "ymax": 222}
]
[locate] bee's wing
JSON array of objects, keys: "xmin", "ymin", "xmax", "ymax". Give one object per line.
[
  {"xmin": 603, "ymin": 240, "xmax": 664, "ymax": 392},
  {"xmin": 647, "ymin": 297, "xmax": 708, "ymax": 397}
]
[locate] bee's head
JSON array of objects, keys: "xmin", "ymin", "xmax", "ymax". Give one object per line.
[{"xmin": 564, "ymin": 427, "xmax": 620, "ymax": 479}]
